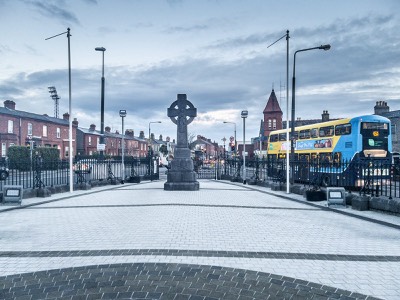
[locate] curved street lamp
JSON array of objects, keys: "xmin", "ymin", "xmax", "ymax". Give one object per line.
[
  {"xmin": 45, "ymin": 28, "xmax": 73, "ymax": 192},
  {"xmin": 290, "ymin": 44, "xmax": 331, "ymax": 184}
]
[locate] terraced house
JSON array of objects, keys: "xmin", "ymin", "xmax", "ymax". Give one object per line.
[
  {"xmin": 0, "ymin": 100, "xmax": 150, "ymax": 159},
  {"xmin": 0, "ymin": 100, "xmax": 77, "ymax": 159}
]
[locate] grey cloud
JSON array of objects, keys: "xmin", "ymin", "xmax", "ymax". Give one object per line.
[
  {"xmin": 163, "ymin": 24, "xmax": 209, "ymax": 34},
  {"xmin": 2, "ymin": 12, "xmax": 399, "ymax": 141},
  {"xmin": 25, "ymin": 0, "xmax": 80, "ymax": 25},
  {"xmin": 0, "ymin": 44, "xmax": 14, "ymax": 54},
  {"xmin": 83, "ymin": 0, "xmax": 98, "ymax": 4}
]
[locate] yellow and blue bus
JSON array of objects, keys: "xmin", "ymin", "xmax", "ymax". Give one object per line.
[{"xmin": 267, "ymin": 114, "xmax": 392, "ymax": 187}]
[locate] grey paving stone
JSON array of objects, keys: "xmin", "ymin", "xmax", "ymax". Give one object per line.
[{"xmin": 0, "ymin": 262, "xmax": 378, "ymax": 299}]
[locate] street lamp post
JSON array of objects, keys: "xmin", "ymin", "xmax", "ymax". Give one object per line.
[
  {"xmin": 241, "ymin": 110, "xmax": 248, "ymax": 184},
  {"xmin": 45, "ymin": 28, "xmax": 73, "ymax": 193},
  {"xmin": 291, "ymin": 44, "xmax": 331, "ymax": 184},
  {"xmin": 95, "ymin": 47, "xmax": 106, "ymax": 158},
  {"xmin": 223, "ymin": 121, "xmax": 236, "ymax": 155},
  {"xmin": 148, "ymin": 121, "xmax": 161, "ymax": 180},
  {"xmin": 267, "ymin": 30, "xmax": 290, "ymax": 193},
  {"xmin": 119, "ymin": 109, "xmax": 126, "ymax": 183}
]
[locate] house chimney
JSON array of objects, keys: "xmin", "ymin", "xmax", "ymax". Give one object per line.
[
  {"xmin": 139, "ymin": 131, "xmax": 145, "ymax": 139},
  {"xmin": 105, "ymin": 126, "xmax": 111, "ymax": 133},
  {"xmin": 374, "ymin": 100, "xmax": 390, "ymax": 116},
  {"xmin": 63, "ymin": 113, "xmax": 69, "ymax": 121},
  {"xmin": 72, "ymin": 118, "xmax": 78, "ymax": 127},
  {"xmin": 4, "ymin": 100, "xmax": 16, "ymax": 110},
  {"xmin": 125, "ymin": 129, "xmax": 134, "ymax": 137},
  {"xmin": 159, "ymin": 134, "xmax": 163, "ymax": 141},
  {"xmin": 89, "ymin": 124, "xmax": 96, "ymax": 131},
  {"xmin": 322, "ymin": 110, "xmax": 330, "ymax": 122},
  {"xmin": 166, "ymin": 136, "xmax": 170, "ymax": 142}
]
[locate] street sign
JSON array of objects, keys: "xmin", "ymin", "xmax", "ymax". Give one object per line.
[
  {"xmin": 2, "ymin": 185, "xmax": 23, "ymax": 205},
  {"xmin": 97, "ymin": 143, "xmax": 106, "ymax": 151}
]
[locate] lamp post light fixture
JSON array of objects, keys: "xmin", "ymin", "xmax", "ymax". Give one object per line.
[
  {"xmin": 119, "ymin": 109, "xmax": 126, "ymax": 183},
  {"xmin": 95, "ymin": 46, "xmax": 106, "ymax": 158},
  {"xmin": 223, "ymin": 121, "xmax": 237, "ymax": 155},
  {"xmin": 45, "ymin": 28, "xmax": 73, "ymax": 193},
  {"xmin": 241, "ymin": 110, "xmax": 248, "ymax": 184},
  {"xmin": 290, "ymin": 44, "xmax": 331, "ymax": 184}
]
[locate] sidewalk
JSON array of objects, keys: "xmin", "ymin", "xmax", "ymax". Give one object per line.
[{"xmin": 0, "ymin": 179, "xmax": 399, "ymax": 299}]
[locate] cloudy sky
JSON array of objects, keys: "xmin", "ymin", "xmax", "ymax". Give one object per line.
[{"xmin": 1, "ymin": 0, "xmax": 399, "ymax": 145}]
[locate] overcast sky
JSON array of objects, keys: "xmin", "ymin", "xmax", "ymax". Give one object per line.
[{"xmin": 1, "ymin": 0, "xmax": 399, "ymax": 145}]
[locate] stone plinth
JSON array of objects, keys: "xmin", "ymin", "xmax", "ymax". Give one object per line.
[{"xmin": 164, "ymin": 148, "xmax": 199, "ymax": 191}]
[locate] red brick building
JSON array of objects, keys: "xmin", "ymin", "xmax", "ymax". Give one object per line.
[
  {"xmin": 1, "ymin": 100, "xmax": 151, "ymax": 159},
  {"xmin": 76, "ymin": 125, "xmax": 148, "ymax": 157},
  {"xmin": 0, "ymin": 100, "xmax": 77, "ymax": 159}
]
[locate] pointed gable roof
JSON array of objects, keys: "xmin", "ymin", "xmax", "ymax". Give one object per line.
[{"xmin": 263, "ymin": 89, "xmax": 282, "ymax": 114}]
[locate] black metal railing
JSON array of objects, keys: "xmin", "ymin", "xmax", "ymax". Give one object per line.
[
  {"xmin": 0, "ymin": 156, "xmax": 159, "ymax": 191},
  {"xmin": 1, "ymin": 155, "xmax": 399, "ymax": 200},
  {"xmin": 193, "ymin": 156, "xmax": 399, "ymax": 199}
]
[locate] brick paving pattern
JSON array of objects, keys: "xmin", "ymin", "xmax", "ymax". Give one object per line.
[
  {"xmin": 0, "ymin": 179, "xmax": 399, "ymax": 299},
  {"xmin": 0, "ymin": 263, "xmax": 378, "ymax": 300}
]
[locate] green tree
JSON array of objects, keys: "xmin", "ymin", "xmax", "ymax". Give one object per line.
[{"xmin": 159, "ymin": 145, "xmax": 168, "ymax": 156}]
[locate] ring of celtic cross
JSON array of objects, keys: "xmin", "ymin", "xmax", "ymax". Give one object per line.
[{"xmin": 168, "ymin": 99, "xmax": 196, "ymax": 125}]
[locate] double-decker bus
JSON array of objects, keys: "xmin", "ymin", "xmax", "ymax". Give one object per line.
[{"xmin": 267, "ymin": 115, "xmax": 392, "ymax": 188}]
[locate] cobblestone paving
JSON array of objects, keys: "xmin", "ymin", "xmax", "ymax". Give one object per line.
[
  {"xmin": 0, "ymin": 179, "xmax": 399, "ymax": 299},
  {"xmin": 0, "ymin": 263, "xmax": 378, "ymax": 300}
]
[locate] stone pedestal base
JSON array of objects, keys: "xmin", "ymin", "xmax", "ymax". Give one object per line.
[
  {"xmin": 164, "ymin": 181, "xmax": 199, "ymax": 191},
  {"xmin": 164, "ymin": 147, "xmax": 199, "ymax": 191}
]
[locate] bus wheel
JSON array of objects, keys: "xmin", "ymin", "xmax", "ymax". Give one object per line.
[{"xmin": 322, "ymin": 175, "xmax": 331, "ymax": 187}]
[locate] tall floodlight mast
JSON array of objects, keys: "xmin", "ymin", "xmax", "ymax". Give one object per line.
[{"xmin": 48, "ymin": 86, "xmax": 60, "ymax": 118}]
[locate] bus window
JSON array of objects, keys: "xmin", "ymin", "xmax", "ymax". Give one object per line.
[
  {"xmin": 335, "ymin": 124, "xmax": 351, "ymax": 135},
  {"xmin": 333, "ymin": 152, "xmax": 341, "ymax": 162},
  {"xmin": 299, "ymin": 154, "xmax": 310, "ymax": 161},
  {"xmin": 361, "ymin": 122, "xmax": 389, "ymax": 157},
  {"xmin": 311, "ymin": 153, "xmax": 318, "ymax": 160},
  {"xmin": 299, "ymin": 129, "xmax": 310, "ymax": 139},
  {"xmin": 290, "ymin": 131, "xmax": 299, "ymax": 140},
  {"xmin": 320, "ymin": 153, "xmax": 332, "ymax": 163},
  {"xmin": 270, "ymin": 134, "xmax": 278, "ymax": 142},
  {"xmin": 319, "ymin": 126, "xmax": 334, "ymax": 137},
  {"xmin": 311, "ymin": 128, "xmax": 318, "ymax": 138},
  {"xmin": 279, "ymin": 133, "xmax": 287, "ymax": 141}
]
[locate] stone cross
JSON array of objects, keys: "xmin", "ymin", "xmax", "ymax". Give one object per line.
[{"xmin": 168, "ymin": 94, "xmax": 197, "ymax": 148}]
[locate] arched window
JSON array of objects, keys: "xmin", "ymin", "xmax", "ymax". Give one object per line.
[
  {"xmin": 273, "ymin": 119, "xmax": 277, "ymax": 129},
  {"xmin": 268, "ymin": 119, "xmax": 272, "ymax": 129}
]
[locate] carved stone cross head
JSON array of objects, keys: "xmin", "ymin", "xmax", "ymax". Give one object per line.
[{"xmin": 168, "ymin": 94, "xmax": 197, "ymax": 126}]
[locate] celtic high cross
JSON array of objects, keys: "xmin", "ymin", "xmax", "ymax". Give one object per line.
[{"xmin": 168, "ymin": 94, "xmax": 197, "ymax": 147}]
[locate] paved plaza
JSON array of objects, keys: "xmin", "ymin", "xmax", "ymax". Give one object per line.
[{"xmin": 0, "ymin": 178, "xmax": 399, "ymax": 300}]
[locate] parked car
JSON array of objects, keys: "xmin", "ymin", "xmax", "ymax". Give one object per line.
[
  {"xmin": 73, "ymin": 161, "xmax": 92, "ymax": 174},
  {"xmin": 0, "ymin": 166, "xmax": 9, "ymax": 180}
]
